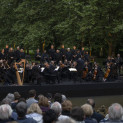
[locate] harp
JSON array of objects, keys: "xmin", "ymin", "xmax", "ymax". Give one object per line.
[{"xmin": 14, "ymin": 59, "xmax": 26, "ymax": 85}]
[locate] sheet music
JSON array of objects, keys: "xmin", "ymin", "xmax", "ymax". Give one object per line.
[
  {"xmin": 69, "ymin": 68, "xmax": 77, "ymax": 72},
  {"xmin": 41, "ymin": 67, "xmax": 45, "ymax": 72},
  {"xmin": 55, "ymin": 66, "xmax": 59, "ymax": 71}
]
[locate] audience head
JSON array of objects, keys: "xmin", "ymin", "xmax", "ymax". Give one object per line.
[
  {"xmin": 81, "ymin": 104, "xmax": 93, "ymax": 117},
  {"xmin": 6, "ymin": 93, "xmax": 14, "ymax": 102},
  {"xmin": 62, "ymin": 100, "xmax": 72, "ymax": 111},
  {"xmin": 16, "ymin": 101, "xmax": 27, "ymax": 118},
  {"xmin": 14, "ymin": 92, "xmax": 21, "ymax": 100},
  {"xmin": 38, "ymin": 96, "xmax": 49, "ymax": 107},
  {"xmin": 28, "ymin": 89, "xmax": 36, "ymax": 98},
  {"xmin": 18, "ymin": 98, "xmax": 26, "ymax": 103},
  {"xmin": 51, "ymin": 102, "xmax": 62, "ymax": 116},
  {"xmin": 56, "ymin": 118, "xmax": 76, "ymax": 123},
  {"xmin": 108, "ymin": 103, "xmax": 123, "ymax": 121},
  {"xmin": 62, "ymin": 95, "xmax": 67, "ymax": 102},
  {"xmin": 1, "ymin": 98, "xmax": 11, "ymax": 105},
  {"xmin": 87, "ymin": 99, "xmax": 95, "ymax": 109},
  {"xmin": 70, "ymin": 107, "xmax": 84, "ymax": 121},
  {"xmin": 0, "ymin": 104, "xmax": 13, "ymax": 120},
  {"xmin": 27, "ymin": 103, "xmax": 42, "ymax": 115},
  {"xmin": 43, "ymin": 109, "xmax": 58, "ymax": 123},
  {"xmin": 54, "ymin": 93, "xmax": 62, "ymax": 104}
]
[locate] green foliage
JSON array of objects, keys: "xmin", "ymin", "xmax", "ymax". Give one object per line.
[{"xmin": 0, "ymin": 0, "xmax": 122, "ymax": 56}]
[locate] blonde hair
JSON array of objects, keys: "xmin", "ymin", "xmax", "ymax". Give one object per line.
[
  {"xmin": 27, "ymin": 103, "xmax": 42, "ymax": 115},
  {"xmin": 81, "ymin": 104, "xmax": 93, "ymax": 117},
  {"xmin": 62, "ymin": 100, "xmax": 72, "ymax": 111},
  {"xmin": 38, "ymin": 96, "xmax": 49, "ymax": 107}
]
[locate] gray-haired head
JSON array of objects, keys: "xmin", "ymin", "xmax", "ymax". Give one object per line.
[
  {"xmin": 108, "ymin": 103, "xmax": 123, "ymax": 121},
  {"xmin": 6, "ymin": 93, "xmax": 14, "ymax": 102},
  {"xmin": 0, "ymin": 104, "xmax": 13, "ymax": 120},
  {"xmin": 62, "ymin": 95, "xmax": 67, "ymax": 102},
  {"xmin": 51, "ymin": 102, "xmax": 62, "ymax": 116},
  {"xmin": 1, "ymin": 98, "xmax": 12, "ymax": 105},
  {"xmin": 16, "ymin": 101, "xmax": 27, "ymax": 118},
  {"xmin": 56, "ymin": 118, "xmax": 75, "ymax": 123}
]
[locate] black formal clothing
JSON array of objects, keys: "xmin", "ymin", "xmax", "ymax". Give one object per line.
[
  {"xmin": 41, "ymin": 53, "xmax": 49, "ymax": 62},
  {"xmin": 0, "ymin": 52, "xmax": 5, "ymax": 60},
  {"xmin": 71, "ymin": 49, "xmax": 77, "ymax": 61},
  {"xmin": 91, "ymin": 111, "xmax": 104, "ymax": 123},
  {"xmin": 66, "ymin": 51, "xmax": 72, "ymax": 61},
  {"xmin": 49, "ymin": 49, "xmax": 55, "ymax": 60},
  {"xmin": 60, "ymin": 48, "xmax": 66, "ymax": 61},
  {"xmin": 8, "ymin": 52, "xmax": 15, "ymax": 65},
  {"xmin": 35, "ymin": 52, "xmax": 41, "ymax": 61},
  {"xmin": 55, "ymin": 52, "xmax": 62, "ymax": 64},
  {"xmin": 15, "ymin": 50, "xmax": 20, "ymax": 61},
  {"xmin": 20, "ymin": 52, "xmax": 25, "ymax": 59}
]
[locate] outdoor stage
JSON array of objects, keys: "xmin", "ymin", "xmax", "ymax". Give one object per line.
[{"xmin": 0, "ymin": 77, "xmax": 123, "ymax": 100}]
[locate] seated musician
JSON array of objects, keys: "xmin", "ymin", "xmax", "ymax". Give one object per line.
[
  {"xmin": 43, "ymin": 62, "xmax": 56, "ymax": 84},
  {"xmin": 91, "ymin": 63, "xmax": 103, "ymax": 82}
]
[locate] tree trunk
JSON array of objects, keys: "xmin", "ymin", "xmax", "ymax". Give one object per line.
[{"xmin": 108, "ymin": 41, "xmax": 113, "ymax": 56}]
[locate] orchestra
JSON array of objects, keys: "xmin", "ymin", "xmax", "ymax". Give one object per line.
[{"xmin": 0, "ymin": 44, "xmax": 122, "ymax": 85}]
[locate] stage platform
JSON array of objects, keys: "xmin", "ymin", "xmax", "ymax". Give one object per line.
[{"xmin": 0, "ymin": 77, "xmax": 123, "ymax": 100}]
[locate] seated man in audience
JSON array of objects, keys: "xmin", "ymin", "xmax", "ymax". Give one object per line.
[
  {"xmin": 26, "ymin": 89, "xmax": 38, "ymax": 108},
  {"xmin": 16, "ymin": 101, "xmax": 37, "ymax": 123},
  {"xmin": 87, "ymin": 99, "xmax": 104, "ymax": 123},
  {"xmin": 51, "ymin": 102, "xmax": 69, "ymax": 121},
  {"xmin": 100, "ymin": 103, "xmax": 123, "ymax": 123}
]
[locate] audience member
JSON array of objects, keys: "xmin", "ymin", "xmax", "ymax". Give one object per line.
[
  {"xmin": 70, "ymin": 106, "xmax": 85, "ymax": 123},
  {"xmin": 26, "ymin": 103, "xmax": 43, "ymax": 123},
  {"xmin": 43, "ymin": 109, "xmax": 58, "ymax": 123},
  {"xmin": 87, "ymin": 99, "xmax": 104, "ymax": 122},
  {"xmin": 51, "ymin": 102, "xmax": 69, "ymax": 121},
  {"xmin": 62, "ymin": 100, "xmax": 72, "ymax": 116},
  {"xmin": 100, "ymin": 103, "xmax": 123, "ymax": 123},
  {"xmin": 38, "ymin": 96, "xmax": 50, "ymax": 113},
  {"xmin": 11, "ymin": 92, "xmax": 21, "ymax": 111},
  {"xmin": 54, "ymin": 93, "xmax": 62, "ymax": 104},
  {"xmin": 0, "ymin": 104, "xmax": 14, "ymax": 123},
  {"xmin": 16, "ymin": 101, "xmax": 37, "ymax": 123},
  {"xmin": 56, "ymin": 118, "xmax": 76, "ymax": 123},
  {"xmin": 81, "ymin": 104, "xmax": 97, "ymax": 123},
  {"xmin": 26, "ymin": 90, "xmax": 38, "ymax": 108}
]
